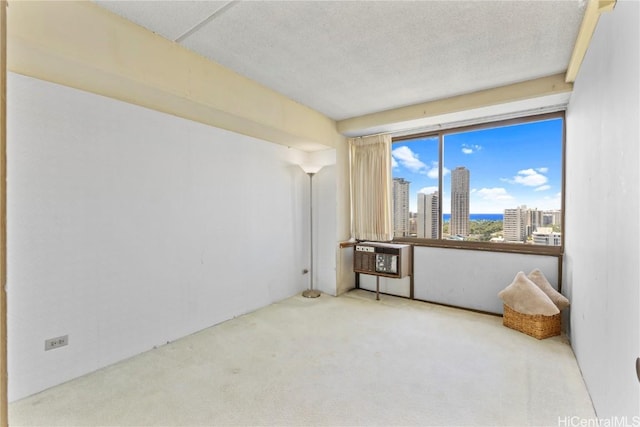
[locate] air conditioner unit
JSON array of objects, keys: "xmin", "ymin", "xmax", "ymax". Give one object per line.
[{"xmin": 354, "ymin": 242, "xmax": 412, "ymax": 279}]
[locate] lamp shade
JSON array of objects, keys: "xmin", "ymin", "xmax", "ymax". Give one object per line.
[{"xmin": 299, "ymin": 164, "xmax": 323, "ymax": 174}]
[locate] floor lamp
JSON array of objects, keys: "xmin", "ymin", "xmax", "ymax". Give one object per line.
[{"xmin": 300, "ymin": 165, "xmax": 323, "ymax": 298}]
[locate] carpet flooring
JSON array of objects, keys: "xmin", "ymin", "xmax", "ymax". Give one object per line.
[{"xmin": 9, "ymin": 289, "xmax": 595, "ymax": 426}]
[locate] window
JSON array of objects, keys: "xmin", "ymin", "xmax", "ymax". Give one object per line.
[
  {"xmin": 392, "ymin": 135, "xmax": 438, "ymax": 238},
  {"xmin": 391, "ymin": 113, "xmax": 564, "ymax": 251}
]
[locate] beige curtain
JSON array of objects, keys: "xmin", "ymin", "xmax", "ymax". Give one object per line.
[{"xmin": 349, "ymin": 134, "xmax": 393, "ymax": 242}]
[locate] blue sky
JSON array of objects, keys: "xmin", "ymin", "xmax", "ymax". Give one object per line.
[{"xmin": 392, "ymin": 118, "xmax": 563, "ymax": 214}]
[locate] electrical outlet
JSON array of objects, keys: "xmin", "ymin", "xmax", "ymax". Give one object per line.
[{"xmin": 45, "ymin": 335, "xmax": 68, "ymax": 351}]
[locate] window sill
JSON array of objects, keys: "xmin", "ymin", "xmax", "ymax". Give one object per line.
[{"xmin": 392, "ymin": 237, "xmax": 563, "ymax": 257}]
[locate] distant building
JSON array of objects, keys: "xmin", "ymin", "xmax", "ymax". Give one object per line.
[
  {"xmin": 450, "ymin": 167, "xmax": 470, "ymax": 237},
  {"xmin": 543, "ymin": 210, "xmax": 562, "ymax": 227},
  {"xmin": 527, "ymin": 209, "xmax": 544, "ymax": 235},
  {"xmin": 526, "ymin": 209, "xmax": 562, "ymax": 232},
  {"xmin": 417, "ymin": 191, "xmax": 439, "ymax": 238},
  {"xmin": 504, "ymin": 205, "xmax": 528, "ymax": 243},
  {"xmin": 533, "ymin": 227, "xmax": 562, "ymax": 246},
  {"xmin": 409, "ymin": 212, "xmax": 417, "ymax": 236},
  {"xmin": 505, "ymin": 207, "xmax": 563, "ymax": 244},
  {"xmin": 393, "ymin": 178, "xmax": 410, "ymax": 237}
]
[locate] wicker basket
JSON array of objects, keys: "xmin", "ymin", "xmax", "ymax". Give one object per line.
[{"xmin": 502, "ymin": 304, "xmax": 561, "ymax": 339}]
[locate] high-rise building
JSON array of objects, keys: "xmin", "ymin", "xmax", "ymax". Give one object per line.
[
  {"xmin": 542, "ymin": 210, "xmax": 562, "ymax": 228},
  {"xmin": 528, "ymin": 209, "xmax": 544, "ymax": 235},
  {"xmin": 450, "ymin": 167, "xmax": 470, "ymax": 237},
  {"xmin": 417, "ymin": 191, "xmax": 439, "ymax": 239},
  {"xmin": 393, "ymin": 178, "xmax": 410, "ymax": 237},
  {"xmin": 409, "ymin": 212, "xmax": 417, "ymax": 237},
  {"xmin": 504, "ymin": 205, "xmax": 528, "ymax": 243},
  {"xmin": 532, "ymin": 227, "xmax": 562, "ymax": 246},
  {"xmin": 526, "ymin": 209, "xmax": 562, "ymax": 234}
]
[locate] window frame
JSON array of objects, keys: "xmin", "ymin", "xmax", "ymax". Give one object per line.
[{"xmin": 391, "ymin": 111, "xmax": 566, "ymax": 256}]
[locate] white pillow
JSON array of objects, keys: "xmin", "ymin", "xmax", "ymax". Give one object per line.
[
  {"xmin": 498, "ymin": 271, "xmax": 560, "ymax": 316},
  {"xmin": 528, "ymin": 269, "xmax": 570, "ymax": 310}
]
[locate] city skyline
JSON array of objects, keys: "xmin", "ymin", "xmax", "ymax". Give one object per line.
[{"xmin": 391, "ymin": 118, "xmax": 563, "ymax": 214}]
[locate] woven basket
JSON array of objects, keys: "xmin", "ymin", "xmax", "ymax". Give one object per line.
[{"xmin": 502, "ymin": 304, "xmax": 561, "ymax": 340}]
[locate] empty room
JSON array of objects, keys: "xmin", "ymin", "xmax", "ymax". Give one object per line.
[{"xmin": 0, "ymin": 0, "xmax": 638, "ymax": 426}]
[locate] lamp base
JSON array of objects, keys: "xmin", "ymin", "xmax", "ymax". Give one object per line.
[{"xmin": 302, "ymin": 289, "xmax": 321, "ymax": 298}]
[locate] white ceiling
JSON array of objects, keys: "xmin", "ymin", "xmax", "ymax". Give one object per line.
[{"xmin": 93, "ymin": 0, "xmax": 586, "ymax": 122}]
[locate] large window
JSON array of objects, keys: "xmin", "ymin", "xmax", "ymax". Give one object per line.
[{"xmin": 391, "ymin": 113, "xmax": 564, "ymax": 251}]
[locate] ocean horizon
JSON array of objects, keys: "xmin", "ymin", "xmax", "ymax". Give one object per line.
[{"xmin": 443, "ymin": 213, "xmax": 503, "ymax": 221}]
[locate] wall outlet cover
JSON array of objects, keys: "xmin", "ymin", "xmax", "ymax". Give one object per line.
[{"xmin": 45, "ymin": 335, "xmax": 68, "ymax": 351}]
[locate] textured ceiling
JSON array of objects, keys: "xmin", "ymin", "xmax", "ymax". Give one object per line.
[{"xmin": 94, "ymin": 0, "xmax": 585, "ymax": 121}]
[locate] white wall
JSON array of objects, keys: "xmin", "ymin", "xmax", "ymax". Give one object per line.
[
  {"xmin": 358, "ymin": 247, "xmax": 559, "ymax": 314},
  {"xmin": 309, "ymin": 136, "xmax": 352, "ymax": 297},
  {"xmin": 564, "ymin": 1, "xmax": 640, "ymax": 418},
  {"xmin": 333, "ymin": 136, "xmax": 355, "ymax": 296},
  {"xmin": 413, "ymin": 247, "xmax": 559, "ymax": 314},
  {"xmin": 7, "ymin": 73, "xmax": 312, "ymax": 401},
  {"xmin": 358, "ymin": 274, "xmax": 412, "ymax": 298},
  {"xmin": 314, "ymin": 165, "xmax": 338, "ymax": 296}
]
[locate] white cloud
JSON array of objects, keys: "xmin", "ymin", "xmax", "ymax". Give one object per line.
[
  {"xmin": 476, "ymin": 187, "xmax": 514, "ymax": 201},
  {"xmin": 528, "ymin": 192, "xmax": 562, "ymax": 211},
  {"xmin": 392, "ymin": 146, "xmax": 427, "ymax": 173},
  {"xmin": 537, "ymin": 167, "xmax": 549, "ymax": 173},
  {"xmin": 534, "ymin": 184, "xmax": 551, "ymax": 192},
  {"xmin": 427, "ymin": 163, "xmax": 450, "ymax": 179},
  {"xmin": 506, "ymin": 168, "xmax": 548, "ymax": 187},
  {"xmin": 392, "ymin": 146, "xmax": 448, "ymax": 179},
  {"xmin": 542, "ymin": 192, "xmax": 562, "ymax": 203},
  {"xmin": 461, "ymin": 144, "xmax": 482, "ymax": 155},
  {"xmin": 427, "ymin": 162, "xmax": 449, "ymax": 179},
  {"xmin": 418, "ymin": 186, "xmax": 438, "ymax": 195}
]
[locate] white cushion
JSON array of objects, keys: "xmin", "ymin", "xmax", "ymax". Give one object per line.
[
  {"xmin": 498, "ymin": 271, "xmax": 560, "ymax": 316},
  {"xmin": 528, "ymin": 269, "xmax": 570, "ymax": 310}
]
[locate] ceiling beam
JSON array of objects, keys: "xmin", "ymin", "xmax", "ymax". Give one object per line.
[
  {"xmin": 7, "ymin": 1, "xmax": 341, "ymax": 152},
  {"xmin": 337, "ymin": 74, "xmax": 573, "ymax": 137},
  {"xmin": 597, "ymin": 0, "xmax": 616, "ymax": 12},
  {"xmin": 565, "ymin": 0, "xmax": 617, "ymax": 83}
]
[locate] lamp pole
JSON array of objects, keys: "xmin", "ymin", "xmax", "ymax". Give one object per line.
[{"xmin": 302, "ymin": 172, "xmax": 320, "ymax": 298}]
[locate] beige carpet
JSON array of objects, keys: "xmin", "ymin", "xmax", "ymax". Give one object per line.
[{"xmin": 9, "ymin": 289, "xmax": 595, "ymax": 426}]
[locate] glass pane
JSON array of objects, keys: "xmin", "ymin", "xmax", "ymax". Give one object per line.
[
  {"xmin": 442, "ymin": 118, "xmax": 563, "ymax": 245},
  {"xmin": 391, "ymin": 136, "xmax": 439, "ymax": 238}
]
